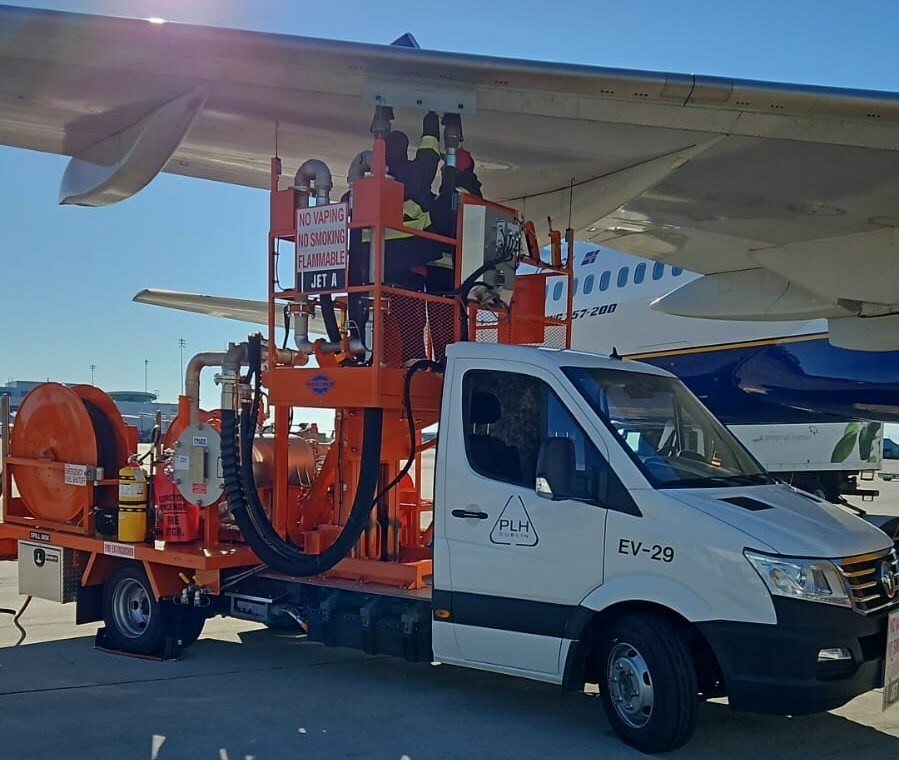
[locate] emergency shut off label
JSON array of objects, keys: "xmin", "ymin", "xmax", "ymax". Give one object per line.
[{"xmin": 296, "ymin": 203, "xmax": 348, "ymax": 293}]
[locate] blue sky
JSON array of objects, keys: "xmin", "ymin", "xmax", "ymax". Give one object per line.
[{"xmin": 2, "ymin": 0, "xmax": 899, "ymax": 422}]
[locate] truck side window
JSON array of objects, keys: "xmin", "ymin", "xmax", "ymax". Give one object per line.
[{"xmin": 462, "ymin": 370, "xmax": 612, "ymax": 505}]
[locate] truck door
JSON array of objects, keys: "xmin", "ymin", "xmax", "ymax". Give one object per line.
[{"xmin": 434, "ymin": 364, "xmax": 615, "ymax": 678}]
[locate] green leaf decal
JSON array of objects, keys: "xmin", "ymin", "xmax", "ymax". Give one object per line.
[
  {"xmin": 858, "ymin": 422, "xmax": 881, "ymax": 461},
  {"xmin": 844, "ymin": 421, "xmax": 862, "ymax": 435},
  {"xmin": 831, "ymin": 431, "xmax": 858, "ymax": 462}
]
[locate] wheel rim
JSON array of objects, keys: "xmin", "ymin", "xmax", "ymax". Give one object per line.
[
  {"xmin": 607, "ymin": 641, "xmax": 654, "ymax": 729},
  {"xmin": 112, "ymin": 578, "xmax": 153, "ymax": 638}
]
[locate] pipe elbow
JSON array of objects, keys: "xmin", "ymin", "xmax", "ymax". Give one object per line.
[
  {"xmin": 294, "ymin": 159, "xmax": 333, "ymax": 198},
  {"xmin": 347, "ymin": 150, "xmax": 373, "ymax": 184}
]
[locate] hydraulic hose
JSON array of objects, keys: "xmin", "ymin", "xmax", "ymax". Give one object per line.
[
  {"xmin": 319, "ymin": 294, "xmax": 343, "ymax": 344},
  {"xmin": 221, "ymin": 333, "xmax": 383, "ymax": 576},
  {"xmin": 222, "ymin": 405, "xmax": 383, "ymax": 576}
]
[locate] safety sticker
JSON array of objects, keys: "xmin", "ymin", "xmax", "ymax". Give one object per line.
[
  {"xmin": 192, "ymin": 436, "xmax": 208, "ymax": 447},
  {"xmin": 490, "ymin": 496, "xmax": 538, "ymax": 546},
  {"xmin": 103, "ymin": 542, "xmax": 136, "ymax": 559},
  {"xmin": 64, "ymin": 463, "xmax": 88, "ymax": 486},
  {"xmin": 296, "ymin": 202, "xmax": 348, "ymax": 292}
]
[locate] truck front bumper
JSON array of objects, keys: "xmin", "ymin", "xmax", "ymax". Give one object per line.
[{"xmin": 697, "ymin": 597, "xmax": 894, "ymax": 715}]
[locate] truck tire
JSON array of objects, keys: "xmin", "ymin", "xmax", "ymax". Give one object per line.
[
  {"xmin": 102, "ymin": 563, "xmax": 168, "ymax": 655},
  {"xmin": 597, "ymin": 613, "xmax": 698, "ymax": 753}
]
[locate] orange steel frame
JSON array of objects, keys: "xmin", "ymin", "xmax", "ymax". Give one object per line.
[
  {"xmin": 0, "ymin": 134, "xmax": 576, "ymax": 594},
  {"xmin": 261, "ymin": 135, "xmax": 574, "ymax": 590}
]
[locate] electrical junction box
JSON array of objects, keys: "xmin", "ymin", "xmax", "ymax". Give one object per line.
[
  {"xmin": 18, "ymin": 540, "xmax": 80, "ymax": 603},
  {"xmin": 460, "ymin": 202, "xmax": 521, "ymax": 308}
]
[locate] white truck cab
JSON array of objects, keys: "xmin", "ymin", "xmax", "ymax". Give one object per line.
[{"xmin": 429, "ymin": 342, "xmax": 899, "ymax": 752}]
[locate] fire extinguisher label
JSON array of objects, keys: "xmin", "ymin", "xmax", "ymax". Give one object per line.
[
  {"xmin": 103, "ymin": 542, "xmax": 136, "ymax": 559},
  {"xmin": 119, "ymin": 484, "xmax": 145, "ymax": 498}
]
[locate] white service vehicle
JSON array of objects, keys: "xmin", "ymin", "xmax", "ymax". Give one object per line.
[{"xmin": 223, "ymin": 343, "xmax": 899, "ymax": 752}]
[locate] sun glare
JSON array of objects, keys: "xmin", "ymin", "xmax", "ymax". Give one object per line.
[{"xmin": 147, "ymin": 17, "xmax": 166, "ymax": 25}]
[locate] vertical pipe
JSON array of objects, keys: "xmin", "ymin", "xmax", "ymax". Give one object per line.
[
  {"xmin": 273, "ymin": 404, "xmax": 290, "ymax": 539},
  {"xmin": 370, "ymin": 138, "xmax": 386, "ymax": 375}
]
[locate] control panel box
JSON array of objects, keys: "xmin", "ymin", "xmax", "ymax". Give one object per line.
[
  {"xmin": 18, "ymin": 540, "xmax": 80, "ymax": 603},
  {"xmin": 460, "ymin": 201, "xmax": 521, "ymax": 308}
]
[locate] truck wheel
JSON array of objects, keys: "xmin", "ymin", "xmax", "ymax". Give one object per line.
[
  {"xmin": 597, "ymin": 613, "xmax": 698, "ymax": 753},
  {"xmin": 102, "ymin": 563, "xmax": 168, "ymax": 655}
]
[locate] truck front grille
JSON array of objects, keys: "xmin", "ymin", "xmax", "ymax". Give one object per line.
[{"xmin": 838, "ymin": 548, "xmax": 899, "ymax": 614}]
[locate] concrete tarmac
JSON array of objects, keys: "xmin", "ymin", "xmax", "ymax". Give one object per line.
[{"xmin": 2, "ymin": 462, "xmax": 899, "ymax": 758}]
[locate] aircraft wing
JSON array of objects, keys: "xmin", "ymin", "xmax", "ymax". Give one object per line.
[
  {"xmin": 6, "ymin": 5, "xmax": 899, "ymax": 348},
  {"xmin": 133, "ymin": 289, "xmax": 328, "ymax": 336}
]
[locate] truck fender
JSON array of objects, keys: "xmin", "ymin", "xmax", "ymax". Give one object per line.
[
  {"xmin": 560, "ymin": 573, "xmax": 774, "ymax": 691},
  {"xmin": 578, "ymin": 573, "xmax": 718, "ymax": 623}
]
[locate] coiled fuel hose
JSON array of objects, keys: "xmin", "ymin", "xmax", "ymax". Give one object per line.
[{"xmin": 220, "ymin": 335, "xmax": 384, "ymax": 576}]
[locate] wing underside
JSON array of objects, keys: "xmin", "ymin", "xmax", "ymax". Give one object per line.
[{"xmin": 5, "ymin": 5, "xmax": 899, "ymax": 347}]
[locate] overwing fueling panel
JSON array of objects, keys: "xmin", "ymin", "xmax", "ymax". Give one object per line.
[{"xmin": 460, "ymin": 201, "xmax": 521, "ymax": 308}]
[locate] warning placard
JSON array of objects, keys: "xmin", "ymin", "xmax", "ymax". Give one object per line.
[{"xmin": 296, "ymin": 203, "xmax": 349, "ymax": 293}]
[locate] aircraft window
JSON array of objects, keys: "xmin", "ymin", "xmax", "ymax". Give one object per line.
[
  {"xmin": 583, "ymin": 275, "xmax": 595, "ymax": 294},
  {"xmin": 634, "ymin": 263, "xmax": 646, "ymax": 284},
  {"xmin": 552, "ymin": 282, "xmax": 563, "ymax": 301},
  {"xmin": 599, "ymin": 271, "xmax": 611, "ymax": 291},
  {"xmin": 672, "ymin": 267, "xmax": 684, "ymax": 276},
  {"xmin": 617, "ymin": 267, "xmax": 629, "ymax": 288},
  {"xmin": 652, "ymin": 262, "xmax": 665, "ymax": 280},
  {"xmin": 573, "ymin": 278, "xmax": 579, "ymax": 295}
]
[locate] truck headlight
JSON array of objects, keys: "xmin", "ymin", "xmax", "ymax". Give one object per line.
[{"xmin": 744, "ymin": 550, "xmax": 850, "ymax": 607}]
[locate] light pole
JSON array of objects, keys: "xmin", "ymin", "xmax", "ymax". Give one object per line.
[
  {"xmin": 90, "ymin": 364, "xmax": 97, "ymax": 385},
  {"xmin": 144, "ymin": 359, "xmax": 149, "ymax": 393},
  {"xmin": 178, "ymin": 338, "xmax": 186, "ymax": 394}
]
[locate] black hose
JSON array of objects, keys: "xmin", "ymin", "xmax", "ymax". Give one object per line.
[
  {"xmin": 373, "ymin": 359, "xmax": 441, "ymax": 503},
  {"xmin": 222, "ymin": 403, "xmax": 383, "ymax": 576},
  {"xmin": 319, "ymin": 295, "xmax": 342, "ymax": 344},
  {"xmin": 220, "ymin": 336, "xmax": 439, "ymax": 576}
]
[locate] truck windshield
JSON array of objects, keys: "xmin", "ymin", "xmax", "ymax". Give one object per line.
[{"xmin": 563, "ymin": 366, "xmax": 773, "ymax": 489}]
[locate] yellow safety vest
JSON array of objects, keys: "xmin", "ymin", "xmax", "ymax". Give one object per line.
[
  {"xmin": 427, "ymin": 187, "xmax": 473, "ymax": 269},
  {"xmin": 362, "ymin": 135, "xmax": 439, "ymax": 243},
  {"xmin": 362, "ymin": 199, "xmax": 432, "ymax": 242}
]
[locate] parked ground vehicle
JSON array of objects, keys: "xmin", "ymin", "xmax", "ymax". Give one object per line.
[
  {"xmin": 730, "ymin": 421, "xmax": 883, "ymax": 502},
  {"xmin": 2, "ymin": 141, "xmax": 898, "ymax": 753}
]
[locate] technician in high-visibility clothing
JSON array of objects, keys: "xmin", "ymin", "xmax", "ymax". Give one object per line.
[
  {"xmin": 381, "ymin": 111, "xmax": 443, "ymax": 290},
  {"xmin": 427, "ymin": 147, "xmax": 483, "ymax": 294}
]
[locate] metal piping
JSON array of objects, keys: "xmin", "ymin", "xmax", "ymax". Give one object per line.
[
  {"xmin": 347, "ymin": 150, "xmax": 373, "ymax": 184},
  {"xmin": 219, "ymin": 342, "xmax": 249, "ymax": 414},
  {"xmin": 293, "ymin": 159, "xmax": 333, "ymax": 204},
  {"xmin": 185, "ymin": 351, "xmax": 230, "ymax": 425},
  {"xmin": 292, "ymin": 158, "xmax": 334, "ymax": 354}
]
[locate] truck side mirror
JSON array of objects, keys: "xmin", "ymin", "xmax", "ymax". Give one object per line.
[{"xmin": 536, "ymin": 437, "xmax": 575, "ymax": 500}]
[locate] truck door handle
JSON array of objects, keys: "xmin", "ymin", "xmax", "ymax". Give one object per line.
[{"xmin": 452, "ymin": 509, "xmax": 489, "ymax": 520}]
